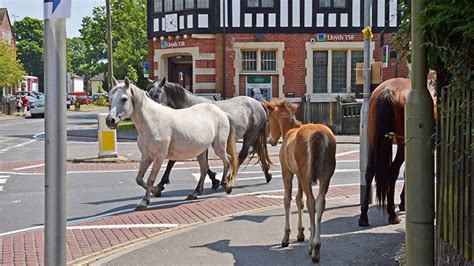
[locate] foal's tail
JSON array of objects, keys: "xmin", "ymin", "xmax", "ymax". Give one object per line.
[
  {"xmin": 226, "ymin": 115, "xmax": 239, "ymax": 184},
  {"xmin": 308, "ymin": 127, "xmax": 336, "ymax": 186},
  {"xmin": 374, "ymin": 90, "xmax": 395, "ymax": 206}
]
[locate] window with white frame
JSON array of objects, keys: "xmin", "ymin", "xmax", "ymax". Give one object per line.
[
  {"xmin": 248, "ymin": 0, "xmax": 274, "ymax": 8},
  {"xmin": 154, "ymin": 0, "xmax": 163, "ymax": 12},
  {"xmin": 197, "ymin": 0, "xmax": 209, "ymax": 8},
  {"xmin": 242, "ymin": 50, "xmax": 276, "ymax": 72},
  {"xmin": 164, "ymin": 0, "xmax": 173, "ymax": 12},
  {"xmin": 319, "ymin": 0, "xmax": 346, "ymax": 8},
  {"xmin": 1, "ymin": 32, "xmax": 12, "ymax": 45},
  {"xmin": 312, "ymin": 49, "xmax": 363, "ymax": 93},
  {"xmin": 175, "ymin": 0, "xmax": 184, "ymax": 10}
]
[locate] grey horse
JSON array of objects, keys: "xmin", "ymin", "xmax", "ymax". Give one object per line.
[{"xmin": 147, "ymin": 77, "xmax": 272, "ymax": 195}]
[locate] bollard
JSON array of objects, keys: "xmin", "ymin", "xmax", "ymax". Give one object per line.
[{"xmin": 97, "ymin": 113, "xmax": 118, "ymax": 158}]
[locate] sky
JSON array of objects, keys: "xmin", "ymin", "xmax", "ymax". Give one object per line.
[{"xmin": 0, "ymin": 0, "xmax": 104, "ymax": 37}]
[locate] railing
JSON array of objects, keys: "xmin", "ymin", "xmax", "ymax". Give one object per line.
[{"xmin": 436, "ymin": 88, "xmax": 473, "ymax": 263}]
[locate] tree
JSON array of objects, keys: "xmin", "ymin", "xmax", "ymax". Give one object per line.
[
  {"xmin": 13, "ymin": 17, "xmax": 44, "ymax": 91},
  {"xmin": 79, "ymin": 0, "xmax": 148, "ymax": 89},
  {"xmin": 0, "ymin": 43, "xmax": 25, "ymax": 89}
]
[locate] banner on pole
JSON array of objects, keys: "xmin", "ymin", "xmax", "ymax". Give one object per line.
[
  {"xmin": 44, "ymin": 0, "xmax": 71, "ymax": 19},
  {"xmin": 382, "ymin": 45, "xmax": 389, "ymax": 68}
]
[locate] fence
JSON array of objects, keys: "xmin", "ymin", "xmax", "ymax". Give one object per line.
[
  {"xmin": 436, "ymin": 88, "xmax": 473, "ymax": 263},
  {"xmin": 301, "ymin": 96, "xmax": 362, "ymax": 135}
]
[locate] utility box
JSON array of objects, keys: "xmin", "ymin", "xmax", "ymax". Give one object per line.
[
  {"xmin": 355, "ymin": 62, "xmax": 383, "ymax": 85},
  {"xmin": 97, "ymin": 113, "xmax": 118, "ymax": 158}
]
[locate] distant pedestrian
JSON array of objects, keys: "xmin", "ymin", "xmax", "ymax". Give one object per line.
[
  {"xmin": 253, "ymin": 87, "xmax": 264, "ymax": 103},
  {"xmin": 15, "ymin": 97, "xmax": 22, "ymax": 114},
  {"xmin": 21, "ymin": 96, "xmax": 29, "ymax": 116}
]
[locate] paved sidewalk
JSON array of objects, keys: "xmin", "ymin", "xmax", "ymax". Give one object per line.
[{"xmin": 0, "ymin": 183, "xmax": 404, "ymax": 265}]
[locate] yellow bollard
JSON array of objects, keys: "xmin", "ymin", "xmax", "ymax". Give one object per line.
[{"xmin": 97, "ymin": 113, "xmax": 118, "ymax": 158}]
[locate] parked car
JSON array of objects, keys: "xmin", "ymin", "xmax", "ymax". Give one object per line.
[
  {"xmin": 29, "ymin": 98, "xmax": 45, "ymax": 118},
  {"xmin": 92, "ymin": 93, "xmax": 108, "ymax": 101},
  {"xmin": 75, "ymin": 96, "xmax": 93, "ymax": 105}
]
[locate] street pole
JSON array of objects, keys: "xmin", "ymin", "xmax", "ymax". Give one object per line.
[
  {"xmin": 44, "ymin": 19, "xmax": 67, "ymax": 265},
  {"xmin": 360, "ymin": 0, "xmax": 372, "ymax": 205},
  {"xmin": 405, "ymin": 0, "xmax": 435, "ymax": 264},
  {"xmin": 106, "ymin": 0, "xmax": 114, "ymax": 89}
]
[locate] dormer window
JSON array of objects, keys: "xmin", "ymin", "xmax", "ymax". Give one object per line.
[
  {"xmin": 247, "ymin": 0, "xmax": 274, "ymax": 8},
  {"xmin": 319, "ymin": 0, "xmax": 346, "ymax": 8}
]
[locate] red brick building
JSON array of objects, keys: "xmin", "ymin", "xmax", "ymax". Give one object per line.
[
  {"xmin": 147, "ymin": 0, "xmax": 408, "ymax": 100},
  {"xmin": 0, "ymin": 8, "xmax": 15, "ymax": 49}
]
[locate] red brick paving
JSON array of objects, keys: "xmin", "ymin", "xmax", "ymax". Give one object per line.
[{"xmin": 0, "ymin": 183, "xmax": 403, "ymax": 265}]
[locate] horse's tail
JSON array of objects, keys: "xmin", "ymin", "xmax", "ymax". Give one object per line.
[
  {"xmin": 308, "ymin": 128, "xmax": 335, "ymax": 185},
  {"xmin": 253, "ymin": 120, "xmax": 273, "ymax": 169},
  {"xmin": 226, "ymin": 115, "xmax": 239, "ymax": 184},
  {"xmin": 374, "ymin": 90, "xmax": 395, "ymax": 206}
]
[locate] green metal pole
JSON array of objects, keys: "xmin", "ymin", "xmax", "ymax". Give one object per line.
[{"xmin": 406, "ymin": 0, "xmax": 435, "ymax": 265}]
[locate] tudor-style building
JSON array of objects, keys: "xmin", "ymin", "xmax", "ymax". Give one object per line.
[{"xmin": 147, "ymin": 0, "xmax": 408, "ymax": 100}]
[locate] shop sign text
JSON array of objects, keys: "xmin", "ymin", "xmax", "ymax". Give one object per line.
[
  {"xmin": 161, "ymin": 40, "xmax": 186, "ymax": 49},
  {"xmin": 316, "ymin": 33, "xmax": 355, "ymax": 42}
]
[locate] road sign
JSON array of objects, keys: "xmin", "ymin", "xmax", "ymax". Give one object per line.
[
  {"xmin": 382, "ymin": 45, "xmax": 389, "ymax": 68},
  {"xmin": 44, "ymin": 0, "xmax": 71, "ymax": 19},
  {"xmin": 144, "ymin": 62, "xmax": 150, "ymax": 78}
]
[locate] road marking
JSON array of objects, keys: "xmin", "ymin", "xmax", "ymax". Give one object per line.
[
  {"xmin": 0, "ymin": 175, "xmax": 9, "ymax": 191},
  {"xmin": 67, "ymin": 224, "xmax": 179, "ymax": 230},
  {"xmin": 0, "ymin": 187, "xmax": 3, "ymax": 192},
  {"xmin": 256, "ymin": 195, "xmax": 284, "ymax": 199},
  {"xmin": 336, "ymin": 150, "xmax": 359, "ymax": 157},
  {"xmin": 13, "ymin": 163, "xmax": 45, "ymax": 171},
  {"xmin": 0, "ymin": 179, "xmax": 7, "ymax": 184}
]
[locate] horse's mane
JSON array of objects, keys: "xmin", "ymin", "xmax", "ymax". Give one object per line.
[
  {"xmin": 271, "ymin": 98, "xmax": 303, "ymax": 127},
  {"xmin": 162, "ymin": 82, "xmax": 189, "ymax": 107}
]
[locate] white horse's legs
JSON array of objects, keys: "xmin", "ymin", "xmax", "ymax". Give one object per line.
[
  {"xmin": 295, "ymin": 179, "xmax": 305, "ymax": 242},
  {"xmin": 135, "ymin": 156, "xmax": 152, "ymax": 190},
  {"xmin": 281, "ymin": 167, "xmax": 293, "ymax": 247},
  {"xmin": 186, "ymin": 152, "xmax": 209, "ymax": 200},
  {"xmin": 136, "ymin": 158, "xmax": 164, "ymax": 211}
]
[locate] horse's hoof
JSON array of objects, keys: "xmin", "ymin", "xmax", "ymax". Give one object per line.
[
  {"xmin": 185, "ymin": 194, "xmax": 198, "ymax": 201},
  {"xmin": 224, "ymin": 185, "xmax": 232, "ymax": 194},
  {"xmin": 311, "ymin": 243, "xmax": 321, "ymax": 263},
  {"xmin": 281, "ymin": 241, "xmax": 289, "ymax": 248},
  {"xmin": 265, "ymin": 173, "xmax": 272, "ymax": 183},
  {"xmin": 297, "ymin": 233, "xmax": 305, "ymax": 242},
  {"xmin": 151, "ymin": 186, "xmax": 162, "ymax": 197},
  {"xmin": 399, "ymin": 204, "xmax": 405, "ymax": 212},
  {"xmin": 388, "ymin": 215, "xmax": 401, "ymax": 224},
  {"xmin": 211, "ymin": 179, "xmax": 221, "ymax": 190},
  {"xmin": 311, "ymin": 256, "xmax": 320, "ymax": 263},
  {"xmin": 135, "ymin": 205, "xmax": 148, "ymax": 211},
  {"xmin": 358, "ymin": 215, "xmax": 370, "ymax": 227}
]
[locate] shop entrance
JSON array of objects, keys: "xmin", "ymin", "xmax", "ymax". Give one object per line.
[{"xmin": 168, "ymin": 56, "xmax": 193, "ymax": 92}]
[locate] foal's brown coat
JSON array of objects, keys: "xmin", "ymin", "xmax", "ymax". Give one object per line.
[{"xmin": 264, "ymin": 99, "xmax": 336, "ymax": 263}]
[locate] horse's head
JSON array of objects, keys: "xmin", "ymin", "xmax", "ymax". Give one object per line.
[
  {"xmin": 263, "ymin": 98, "xmax": 300, "ymax": 146},
  {"xmin": 148, "ymin": 77, "xmax": 168, "ymax": 105},
  {"xmin": 106, "ymin": 76, "xmax": 134, "ymax": 129}
]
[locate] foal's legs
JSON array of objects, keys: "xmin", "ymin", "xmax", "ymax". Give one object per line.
[
  {"xmin": 136, "ymin": 157, "xmax": 164, "ymax": 211},
  {"xmin": 281, "ymin": 167, "xmax": 294, "ymax": 247},
  {"xmin": 387, "ymin": 144, "xmax": 404, "ymax": 224},
  {"xmin": 312, "ymin": 177, "xmax": 330, "ymax": 263},
  {"xmin": 299, "ymin": 175, "xmax": 316, "ymax": 258},
  {"xmin": 186, "ymin": 152, "xmax": 209, "ymax": 200},
  {"xmin": 295, "ymin": 179, "xmax": 305, "ymax": 242}
]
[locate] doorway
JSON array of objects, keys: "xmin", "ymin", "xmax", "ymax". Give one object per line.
[{"xmin": 168, "ymin": 56, "xmax": 193, "ymax": 92}]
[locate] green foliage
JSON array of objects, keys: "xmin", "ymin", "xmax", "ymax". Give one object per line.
[
  {"xmin": 0, "ymin": 43, "xmax": 25, "ymax": 88},
  {"xmin": 97, "ymin": 84, "xmax": 105, "ymax": 93},
  {"xmin": 97, "ymin": 95, "xmax": 109, "ymax": 106},
  {"xmin": 79, "ymin": 0, "xmax": 148, "ymax": 89},
  {"xmin": 126, "ymin": 65, "xmax": 138, "ymax": 83},
  {"xmin": 13, "ymin": 17, "xmax": 44, "ymax": 90}
]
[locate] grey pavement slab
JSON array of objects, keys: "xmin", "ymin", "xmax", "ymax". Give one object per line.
[{"xmin": 100, "ymin": 196, "xmax": 405, "ymax": 266}]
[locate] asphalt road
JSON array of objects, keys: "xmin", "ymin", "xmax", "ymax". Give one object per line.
[{"xmin": 0, "ymin": 110, "xmax": 404, "ymax": 236}]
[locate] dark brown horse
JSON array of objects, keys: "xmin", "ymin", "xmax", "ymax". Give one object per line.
[{"xmin": 359, "ymin": 75, "xmax": 436, "ymax": 226}]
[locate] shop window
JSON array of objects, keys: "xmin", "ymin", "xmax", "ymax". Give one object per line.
[
  {"xmin": 164, "ymin": 0, "xmax": 173, "ymax": 12},
  {"xmin": 197, "ymin": 0, "xmax": 209, "ymax": 8},
  {"xmin": 242, "ymin": 51, "xmax": 257, "ymax": 71},
  {"xmin": 351, "ymin": 51, "xmax": 364, "ymax": 88},
  {"xmin": 313, "ymin": 52, "xmax": 328, "ymax": 93},
  {"xmin": 332, "ymin": 52, "xmax": 347, "ymax": 93},
  {"xmin": 154, "ymin": 0, "xmax": 163, "ymax": 13},
  {"xmin": 175, "ymin": 0, "xmax": 184, "ymax": 10},
  {"xmin": 185, "ymin": 0, "xmax": 194, "ymax": 9},
  {"xmin": 248, "ymin": 0, "xmax": 274, "ymax": 8},
  {"xmin": 319, "ymin": 0, "xmax": 346, "ymax": 8},
  {"xmin": 261, "ymin": 51, "xmax": 276, "ymax": 71}
]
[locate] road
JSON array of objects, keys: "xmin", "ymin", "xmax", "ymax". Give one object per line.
[{"xmin": 0, "ymin": 110, "xmax": 402, "ymax": 236}]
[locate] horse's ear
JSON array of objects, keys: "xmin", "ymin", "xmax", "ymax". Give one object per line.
[
  {"xmin": 124, "ymin": 77, "xmax": 130, "ymax": 88},
  {"xmin": 263, "ymin": 100, "xmax": 274, "ymax": 111},
  {"xmin": 291, "ymin": 103, "xmax": 300, "ymax": 111},
  {"xmin": 159, "ymin": 77, "xmax": 166, "ymax": 87},
  {"xmin": 112, "ymin": 76, "xmax": 118, "ymax": 87}
]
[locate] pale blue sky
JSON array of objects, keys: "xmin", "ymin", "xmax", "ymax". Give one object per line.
[{"xmin": 1, "ymin": 0, "xmax": 104, "ymax": 37}]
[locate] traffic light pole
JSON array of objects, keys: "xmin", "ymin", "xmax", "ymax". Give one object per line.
[{"xmin": 405, "ymin": 0, "xmax": 435, "ymax": 264}]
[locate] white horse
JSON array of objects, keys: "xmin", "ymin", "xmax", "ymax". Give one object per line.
[{"xmin": 106, "ymin": 77, "xmax": 238, "ymax": 210}]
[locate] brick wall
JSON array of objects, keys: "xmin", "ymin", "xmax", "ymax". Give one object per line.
[{"xmin": 148, "ymin": 32, "xmax": 409, "ymax": 98}]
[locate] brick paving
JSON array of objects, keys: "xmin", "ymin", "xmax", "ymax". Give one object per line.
[{"xmin": 0, "ymin": 183, "xmax": 403, "ymax": 265}]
